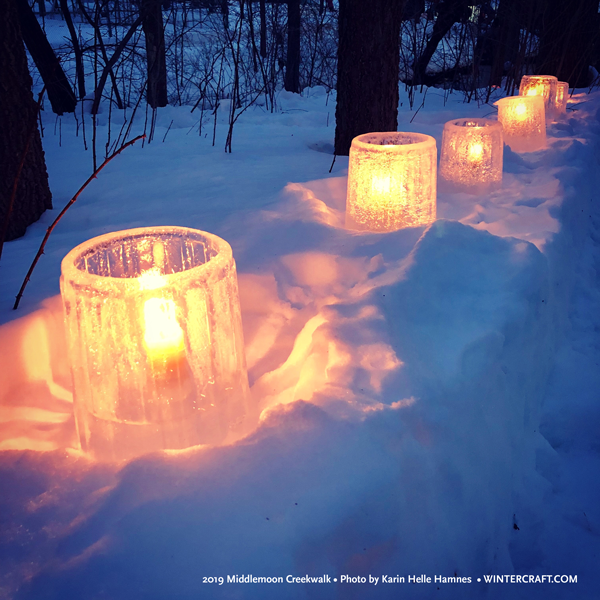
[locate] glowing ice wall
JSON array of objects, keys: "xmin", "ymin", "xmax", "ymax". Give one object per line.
[
  {"xmin": 495, "ymin": 96, "xmax": 546, "ymax": 153},
  {"xmin": 554, "ymin": 81, "xmax": 569, "ymax": 116},
  {"xmin": 519, "ymin": 75, "xmax": 558, "ymax": 120},
  {"xmin": 439, "ymin": 118, "xmax": 503, "ymax": 192},
  {"xmin": 345, "ymin": 132, "xmax": 437, "ymax": 233},
  {"xmin": 60, "ymin": 227, "xmax": 251, "ymax": 460}
]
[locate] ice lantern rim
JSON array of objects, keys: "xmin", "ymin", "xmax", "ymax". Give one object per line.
[
  {"xmin": 60, "ymin": 226, "xmax": 233, "ymax": 291},
  {"xmin": 493, "ymin": 95, "xmax": 545, "ymax": 109},
  {"xmin": 351, "ymin": 131, "xmax": 436, "ymax": 153},
  {"xmin": 444, "ymin": 117, "xmax": 502, "ymax": 131}
]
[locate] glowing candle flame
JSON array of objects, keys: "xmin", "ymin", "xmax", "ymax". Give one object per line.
[
  {"xmin": 139, "ymin": 269, "xmax": 186, "ymax": 374},
  {"xmin": 143, "ymin": 298, "xmax": 185, "ymax": 360},
  {"xmin": 515, "ymin": 103, "xmax": 527, "ymax": 119},
  {"xmin": 371, "ymin": 175, "xmax": 391, "ymax": 195},
  {"xmin": 469, "ymin": 143, "xmax": 483, "ymax": 161}
]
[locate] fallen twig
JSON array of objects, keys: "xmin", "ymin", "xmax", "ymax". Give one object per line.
[{"xmin": 13, "ymin": 134, "xmax": 145, "ymax": 310}]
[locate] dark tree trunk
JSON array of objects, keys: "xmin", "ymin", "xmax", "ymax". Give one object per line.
[
  {"xmin": 334, "ymin": 0, "xmax": 405, "ymax": 156},
  {"xmin": 284, "ymin": 0, "xmax": 300, "ymax": 93},
  {"xmin": 0, "ymin": 0, "xmax": 52, "ymax": 246},
  {"xmin": 221, "ymin": 0, "xmax": 229, "ymax": 29},
  {"xmin": 59, "ymin": 0, "xmax": 86, "ymax": 98},
  {"xmin": 412, "ymin": 0, "xmax": 471, "ymax": 85},
  {"xmin": 259, "ymin": 0, "xmax": 267, "ymax": 58},
  {"xmin": 538, "ymin": 0, "xmax": 598, "ymax": 87},
  {"xmin": 141, "ymin": 0, "xmax": 168, "ymax": 108},
  {"xmin": 487, "ymin": 0, "xmax": 520, "ymax": 87},
  {"xmin": 15, "ymin": 0, "xmax": 76, "ymax": 114}
]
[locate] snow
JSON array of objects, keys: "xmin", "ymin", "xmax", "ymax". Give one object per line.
[{"xmin": 1, "ymin": 79, "xmax": 599, "ymax": 599}]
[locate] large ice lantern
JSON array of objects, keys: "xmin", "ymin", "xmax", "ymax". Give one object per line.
[
  {"xmin": 345, "ymin": 132, "xmax": 437, "ymax": 232},
  {"xmin": 438, "ymin": 118, "xmax": 503, "ymax": 192},
  {"xmin": 60, "ymin": 226, "xmax": 251, "ymax": 461},
  {"xmin": 495, "ymin": 96, "xmax": 546, "ymax": 153}
]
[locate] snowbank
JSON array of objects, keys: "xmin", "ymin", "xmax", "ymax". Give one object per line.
[{"xmin": 1, "ymin": 87, "xmax": 599, "ymax": 599}]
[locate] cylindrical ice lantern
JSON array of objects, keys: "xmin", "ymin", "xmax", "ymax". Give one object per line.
[
  {"xmin": 345, "ymin": 132, "xmax": 437, "ymax": 232},
  {"xmin": 60, "ymin": 226, "xmax": 251, "ymax": 461},
  {"xmin": 495, "ymin": 96, "xmax": 546, "ymax": 153},
  {"xmin": 438, "ymin": 118, "xmax": 503, "ymax": 192},
  {"xmin": 554, "ymin": 81, "xmax": 569, "ymax": 116},
  {"xmin": 518, "ymin": 75, "xmax": 558, "ymax": 120}
]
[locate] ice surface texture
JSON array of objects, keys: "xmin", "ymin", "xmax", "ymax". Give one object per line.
[
  {"xmin": 60, "ymin": 226, "xmax": 251, "ymax": 460},
  {"xmin": 345, "ymin": 132, "xmax": 437, "ymax": 232},
  {"xmin": 439, "ymin": 118, "xmax": 503, "ymax": 192}
]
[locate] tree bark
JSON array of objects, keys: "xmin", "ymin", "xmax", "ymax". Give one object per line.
[
  {"xmin": 141, "ymin": 0, "xmax": 168, "ymax": 108},
  {"xmin": 537, "ymin": 0, "xmax": 598, "ymax": 87},
  {"xmin": 334, "ymin": 0, "xmax": 405, "ymax": 156},
  {"xmin": 15, "ymin": 0, "xmax": 76, "ymax": 114},
  {"xmin": 0, "ymin": 0, "xmax": 52, "ymax": 245},
  {"xmin": 284, "ymin": 0, "xmax": 300, "ymax": 93}
]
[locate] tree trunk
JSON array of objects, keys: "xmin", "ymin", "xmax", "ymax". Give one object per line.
[
  {"xmin": 59, "ymin": 0, "xmax": 86, "ymax": 98},
  {"xmin": 259, "ymin": 0, "xmax": 267, "ymax": 58},
  {"xmin": 0, "ymin": 0, "xmax": 52, "ymax": 246},
  {"xmin": 334, "ymin": 0, "xmax": 405, "ymax": 156},
  {"xmin": 15, "ymin": 0, "xmax": 76, "ymax": 114},
  {"xmin": 284, "ymin": 0, "xmax": 300, "ymax": 93},
  {"xmin": 537, "ymin": 0, "xmax": 598, "ymax": 87},
  {"xmin": 487, "ymin": 0, "xmax": 520, "ymax": 88},
  {"xmin": 412, "ymin": 0, "xmax": 471, "ymax": 85},
  {"xmin": 141, "ymin": 0, "xmax": 168, "ymax": 108}
]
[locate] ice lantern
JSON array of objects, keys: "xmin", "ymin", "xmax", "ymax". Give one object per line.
[
  {"xmin": 60, "ymin": 226, "xmax": 251, "ymax": 461},
  {"xmin": 518, "ymin": 75, "xmax": 558, "ymax": 120},
  {"xmin": 554, "ymin": 81, "xmax": 569, "ymax": 116},
  {"xmin": 438, "ymin": 118, "xmax": 503, "ymax": 192},
  {"xmin": 345, "ymin": 132, "xmax": 437, "ymax": 232},
  {"xmin": 495, "ymin": 96, "xmax": 546, "ymax": 153}
]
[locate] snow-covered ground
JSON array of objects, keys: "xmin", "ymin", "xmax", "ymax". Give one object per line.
[{"xmin": 1, "ymin": 82, "xmax": 599, "ymax": 600}]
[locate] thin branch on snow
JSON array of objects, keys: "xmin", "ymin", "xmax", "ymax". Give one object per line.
[{"xmin": 13, "ymin": 134, "xmax": 145, "ymax": 311}]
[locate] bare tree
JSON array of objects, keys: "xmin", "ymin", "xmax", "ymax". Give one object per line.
[
  {"xmin": 15, "ymin": 0, "xmax": 76, "ymax": 114},
  {"xmin": 334, "ymin": 0, "xmax": 405, "ymax": 156},
  {"xmin": 0, "ymin": 0, "xmax": 52, "ymax": 251},
  {"xmin": 142, "ymin": 0, "xmax": 168, "ymax": 107}
]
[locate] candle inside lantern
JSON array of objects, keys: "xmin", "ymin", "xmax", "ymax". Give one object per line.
[
  {"xmin": 345, "ymin": 132, "xmax": 437, "ymax": 233},
  {"xmin": 143, "ymin": 297, "xmax": 185, "ymax": 372},
  {"xmin": 138, "ymin": 268, "xmax": 186, "ymax": 376},
  {"xmin": 438, "ymin": 118, "xmax": 503, "ymax": 192},
  {"xmin": 495, "ymin": 96, "xmax": 546, "ymax": 153},
  {"xmin": 60, "ymin": 226, "xmax": 251, "ymax": 461},
  {"xmin": 468, "ymin": 142, "xmax": 483, "ymax": 162},
  {"xmin": 519, "ymin": 75, "xmax": 558, "ymax": 120}
]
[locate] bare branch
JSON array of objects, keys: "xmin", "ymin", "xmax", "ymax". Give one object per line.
[{"xmin": 13, "ymin": 134, "xmax": 145, "ymax": 310}]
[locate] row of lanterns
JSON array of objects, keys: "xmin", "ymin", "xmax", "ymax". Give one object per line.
[
  {"xmin": 59, "ymin": 75, "xmax": 568, "ymax": 461},
  {"xmin": 347, "ymin": 74, "xmax": 568, "ymax": 232}
]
